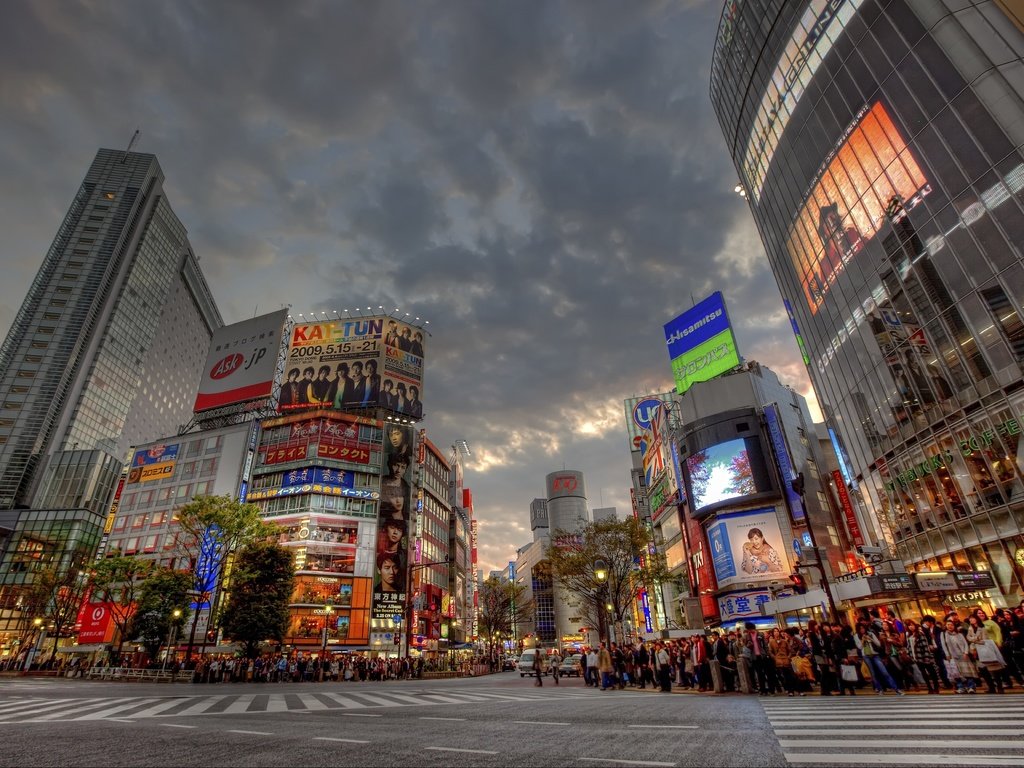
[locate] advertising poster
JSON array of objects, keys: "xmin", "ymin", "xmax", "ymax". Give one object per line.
[
  {"xmin": 763, "ymin": 403, "xmax": 805, "ymax": 521},
  {"xmin": 372, "ymin": 423, "xmax": 415, "ymax": 621},
  {"xmin": 663, "ymin": 292, "xmax": 741, "ymax": 395},
  {"xmin": 278, "ymin": 315, "xmax": 426, "ymax": 418},
  {"xmin": 624, "ymin": 393, "xmax": 673, "ymax": 453},
  {"xmin": 127, "ymin": 444, "xmax": 179, "ymax": 484},
  {"xmin": 704, "ymin": 508, "xmax": 791, "ymax": 590},
  {"xmin": 787, "ymin": 101, "xmax": 930, "ymax": 313},
  {"xmin": 76, "ymin": 602, "xmax": 116, "ymax": 644},
  {"xmin": 193, "ymin": 309, "xmax": 288, "ymax": 412}
]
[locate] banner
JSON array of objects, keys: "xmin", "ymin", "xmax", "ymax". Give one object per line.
[
  {"xmin": 372, "ymin": 424, "xmax": 415, "ymax": 621},
  {"xmin": 787, "ymin": 101, "xmax": 930, "ymax": 313},
  {"xmin": 664, "ymin": 292, "xmax": 741, "ymax": 394},
  {"xmin": 194, "ymin": 309, "xmax": 288, "ymax": 412},
  {"xmin": 127, "ymin": 444, "xmax": 179, "ymax": 484},
  {"xmin": 764, "ymin": 403, "xmax": 805, "ymax": 521},
  {"xmin": 279, "ymin": 315, "xmax": 426, "ymax": 418},
  {"xmin": 76, "ymin": 602, "xmax": 117, "ymax": 644},
  {"xmin": 704, "ymin": 507, "xmax": 791, "ymax": 589},
  {"xmin": 832, "ymin": 469, "xmax": 864, "ymax": 546}
]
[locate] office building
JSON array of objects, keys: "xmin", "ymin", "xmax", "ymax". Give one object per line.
[
  {"xmin": 0, "ymin": 148, "xmax": 221, "ymax": 512},
  {"xmin": 711, "ymin": 0, "xmax": 1024, "ymax": 610}
]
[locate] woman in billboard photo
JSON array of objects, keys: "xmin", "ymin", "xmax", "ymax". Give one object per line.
[{"xmin": 740, "ymin": 527, "xmax": 784, "ymax": 575}]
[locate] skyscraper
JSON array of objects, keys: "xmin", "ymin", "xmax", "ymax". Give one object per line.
[
  {"xmin": 0, "ymin": 148, "xmax": 222, "ymax": 513},
  {"xmin": 711, "ymin": 1, "xmax": 1024, "ymax": 609}
]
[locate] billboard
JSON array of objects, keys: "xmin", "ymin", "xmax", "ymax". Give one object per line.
[
  {"xmin": 372, "ymin": 424, "xmax": 415, "ymax": 621},
  {"xmin": 194, "ymin": 309, "xmax": 288, "ymax": 413},
  {"xmin": 127, "ymin": 444, "xmax": 179, "ymax": 484},
  {"xmin": 686, "ymin": 437, "xmax": 765, "ymax": 512},
  {"xmin": 763, "ymin": 403, "xmax": 805, "ymax": 521},
  {"xmin": 76, "ymin": 602, "xmax": 116, "ymax": 644},
  {"xmin": 623, "ymin": 393, "xmax": 673, "ymax": 453},
  {"xmin": 663, "ymin": 291, "xmax": 740, "ymax": 395},
  {"xmin": 546, "ymin": 471, "xmax": 586, "ymax": 500},
  {"xmin": 704, "ymin": 507, "xmax": 791, "ymax": 589},
  {"xmin": 279, "ymin": 315, "xmax": 426, "ymax": 417},
  {"xmin": 787, "ymin": 101, "xmax": 930, "ymax": 313}
]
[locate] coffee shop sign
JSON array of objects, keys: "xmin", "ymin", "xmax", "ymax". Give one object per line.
[{"xmin": 885, "ymin": 417, "xmax": 1021, "ymax": 491}]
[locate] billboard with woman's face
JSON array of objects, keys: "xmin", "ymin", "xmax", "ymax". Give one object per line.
[
  {"xmin": 705, "ymin": 507, "xmax": 791, "ymax": 590},
  {"xmin": 787, "ymin": 101, "xmax": 930, "ymax": 313}
]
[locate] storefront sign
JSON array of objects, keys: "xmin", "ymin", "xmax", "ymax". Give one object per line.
[
  {"xmin": 954, "ymin": 571, "xmax": 996, "ymax": 590},
  {"xmin": 915, "ymin": 572, "xmax": 958, "ymax": 591},
  {"xmin": 915, "ymin": 570, "xmax": 995, "ymax": 592},
  {"xmin": 949, "ymin": 590, "xmax": 994, "ymax": 604},
  {"xmin": 832, "ymin": 470, "xmax": 864, "ymax": 546},
  {"xmin": 868, "ymin": 574, "xmax": 915, "ymax": 592}
]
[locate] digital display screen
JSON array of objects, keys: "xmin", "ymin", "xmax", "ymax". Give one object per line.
[{"xmin": 686, "ymin": 437, "xmax": 759, "ymax": 511}]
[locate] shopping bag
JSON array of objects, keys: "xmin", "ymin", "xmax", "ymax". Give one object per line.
[
  {"xmin": 840, "ymin": 664, "xmax": 858, "ymax": 682},
  {"xmin": 976, "ymin": 640, "xmax": 1004, "ymax": 666},
  {"xmin": 943, "ymin": 659, "xmax": 961, "ymax": 680}
]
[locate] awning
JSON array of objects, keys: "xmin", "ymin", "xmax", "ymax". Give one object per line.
[
  {"xmin": 447, "ymin": 642, "xmax": 474, "ymax": 650},
  {"xmin": 56, "ymin": 644, "xmax": 109, "ymax": 654},
  {"xmin": 202, "ymin": 644, "xmax": 242, "ymax": 654}
]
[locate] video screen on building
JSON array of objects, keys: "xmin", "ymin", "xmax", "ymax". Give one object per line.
[
  {"xmin": 686, "ymin": 436, "xmax": 768, "ymax": 512},
  {"xmin": 787, "ymin": 101, "xmax": 930, "ymax": 313}
]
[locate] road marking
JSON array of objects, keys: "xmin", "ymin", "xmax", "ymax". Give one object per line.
[
  {"xmin": 779, "ymin": 739, "xmax": 1024, "ymax": 749},
  {"xmin": 627, "ymin": 725, "xmax": 698, "ymax": 730},
  {"xmin": 578, "ymin": 759, "xmax": 676, "ymax": 767},
  {"xmin": 784, "ymin": 754, "xmax": 1024, "ymax": 766},
  {"xmin": 342, "ymin": 713, "xmax": 382, "ymax": 717},
  {"xmin": 314, "ymin": 737, "xmax": 369, "ymax": 744},
  {"xmin": 159, "ymin": 723, "xmax": 197, "ymax": 729},
  {"xmin": 419, "ymin": 716, "xmax": 466, "ymax": 721},
  {"xmin": 514, "ymin": 720, "xmax": 569, "ymax": 725},
  {"xmin": 109, "ymin": 718, "xmax": 136, "ymax": 723},
  {"xmin": 775, "ymin": 728, "xmax": 1024, "ymax": 736},
  {"xmin": 226, "ymin": 730, "xmax": 273, "ymax": 736},
  {"xmin": 425, "ymin": 747, "xmax": 499, "ymax": 755}
]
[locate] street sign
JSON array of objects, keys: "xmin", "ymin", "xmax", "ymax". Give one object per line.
[
  {"xmin": 792, "ymin": 539, "xmax": 802, "ymax": 559},
  {"xmin": 392, "ymin": 614, "xmax": 402, "ymax": 624}
]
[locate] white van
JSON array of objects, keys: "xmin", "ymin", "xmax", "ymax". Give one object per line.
[{"xmin": 517, "ymin": 648, "xmax": 544, "ymax": 677}]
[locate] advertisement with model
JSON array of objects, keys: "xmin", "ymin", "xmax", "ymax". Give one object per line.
[
  {"xmin": 193, "ymin": 309, "xmax": 288, "ymax": 413},
  {"xmin": 704, "ymin": 507, "xmax": 792, "ymax": 590},
  {"xmin": 279, "ymin": 315, "xmax": 426, "ymax": 418}
]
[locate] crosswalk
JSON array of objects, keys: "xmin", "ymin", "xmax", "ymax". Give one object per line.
[
  {"xmin": 0, "ymin": 687, "xmax": 591, "ymax": 724},
  {"xmin": 762, "ymin": 696, "xmax": 1024, "ymax": 766}
]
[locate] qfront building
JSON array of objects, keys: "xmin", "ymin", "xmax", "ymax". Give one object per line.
[{"xmin": 712, "ymin": 0, "xmax": 1024, "ymax": 610}]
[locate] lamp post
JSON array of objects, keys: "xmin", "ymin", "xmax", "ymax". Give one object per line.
[
  {"xmin": 22, "ymin": 618, "xmax": 44, "ymax": 671},
  {"xmin": 321, "ymin": 605, "xmax": 334, "ymax": 676},
  {"xmin": 163, "ymin": 608, "xmax": 183, "ymax": 672},
  {"xmin": 594, "ymin": 559, "xmax": 609, "ymax": 647}
]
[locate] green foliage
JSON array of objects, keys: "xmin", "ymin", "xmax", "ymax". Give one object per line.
[
  {"xmin": 220, "ymin": 541, "xmax": 294, "ymax": 659},
  {"xmin": 128, "ymin": 568, "xmax": 192, "ymax": 660},
  {"xmin": 20, "ymin": 553, "xmax": 91, "ymax": 661},
  {"xmin": 88, "ymin": 553, "xmax": 155, "ymax": 660},
  {"xmin": 545, "ymin": 517, "xmax": 676, "ymax": 627},
  {"xmin": 477, "ymin": 576, "xmax": 529, "ymax": 654}
]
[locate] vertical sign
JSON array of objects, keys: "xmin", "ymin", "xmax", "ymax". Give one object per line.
[
  {"xmin": 764, "ymin": 403, "xmax": 805, "ymax": 521},
  {"xmin": 832, "ymin": 470, "xmax": 864, "ymax": 546}
]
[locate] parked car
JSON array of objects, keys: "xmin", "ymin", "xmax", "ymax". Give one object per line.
[
  {"xmin": 558, "ymin": 654, "xmax": 583, "ymax": 677},
  {"xmin": 502, "ymin": 656, "xmax": 518, "ymax": 671}
]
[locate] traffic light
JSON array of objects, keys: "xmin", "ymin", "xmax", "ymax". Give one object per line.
[
  {"xmin": 789, "ymin": 573, "xmax": 807, "ymax": 595},
  {"xmin": 862, "ymin": 564, "xmax": 875, "ymax": 576},
  {"xmin": 205, "ymin": 629, "xmax": 217, "ymax": 643},
  {"xmin": 394, "ymin": 634, "xmax": 400, "ymax": 645}
]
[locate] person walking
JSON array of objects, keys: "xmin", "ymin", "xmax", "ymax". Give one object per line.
[
  {"xmin": 635, "ymin": 641, "xmax": 651, "ymax": 690},
  {"xmin": 655, "ymin": 641, "xmax": 672, "ymax": 693},
  {"xmin": 768, "ymin": 628, "xmax": 797, "ymax": 696},
  {"xmin": 940, "ymin": 618, "xmax": 977, "ymax": 693},
  {"xmin": 856, "ymin": 621, "xmax": 903, "ymax": 695},
  {"xmin": 966, "ymin": 614, "xmax": 1006, "ymax": 693},
  {"xmin": 586, "ymin": 647, "xmax": 599, "ymax": 688},
  {"xmin": 533, "ymin": 649, "xmax": 544, "ymax": 686},
  {"xmin": 598, "ymin": 644, "xmax": 615, "ymax": 691},
  {"xmin": 549, "ymin": 650, "xmax": 562, "ymax": 686},
  {"xmin": 906, "ymin": 619, "xmax": 940, "ymax": 694}
]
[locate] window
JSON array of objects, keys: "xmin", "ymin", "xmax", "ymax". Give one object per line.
[{"xmin": 103, "ymin": 192, "xmax": 116, "ymax": 200}]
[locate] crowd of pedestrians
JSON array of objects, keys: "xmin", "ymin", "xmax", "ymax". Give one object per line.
[
  {"xmin": 569, "ymin": 604, "xmax": 1024, "ymax": 696},
  {"xmin": 187, "ymin": 654, "xmax": 425, "ymax": 683}
]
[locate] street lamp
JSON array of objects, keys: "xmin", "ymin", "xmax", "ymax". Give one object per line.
[
  {"xmin": 321, "ymin": 605, "xmax": 334, "ymax": 675},
  {"xmin": 163, "ymin": 609, "xmax": 183, "ymax": 672},
  {"xmin": 593, "ymin": 559, "xmax": 610, "ymax": 647}
]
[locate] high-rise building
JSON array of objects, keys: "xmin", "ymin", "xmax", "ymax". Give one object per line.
[
  {"xmin": 0, "ymin": 148, "xmax": 221, "ymax": 512},
  {"xmin": 711, "ymin": 1, "xmax": 1024, "ymax": 610}
]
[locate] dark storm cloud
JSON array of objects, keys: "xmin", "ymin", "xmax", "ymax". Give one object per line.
[{"xmin": 0, "ymin": 0, "xmax": 815, "ymax": 574}]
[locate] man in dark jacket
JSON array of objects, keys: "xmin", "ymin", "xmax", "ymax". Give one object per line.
[
  {"xmin": 921, "ymin": 615, "xmax": 950, "ymax": 689},
  {"xmin": 635, "ymin": 642, "xmax": 650, "ymax": 689}
]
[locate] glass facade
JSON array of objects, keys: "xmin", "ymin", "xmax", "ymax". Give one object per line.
[{"xmin": 712, "ymin": 0, "xmax": 1024, "ymax": 606}]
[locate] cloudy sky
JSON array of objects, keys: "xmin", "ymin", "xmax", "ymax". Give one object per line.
[{"xmin": 0, "ymin": 0, "xmax": 818, "ymax": 575}]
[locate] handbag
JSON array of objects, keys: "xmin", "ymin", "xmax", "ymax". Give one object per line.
[
  {"xmin": 840, "ymin": 664, "xmax": 858, "ymax": 682},
  {"xmin": 976, "ymin": 639, "xmax": 1004, "ymax": 666},
  {"xmin": 943, "ymin": 659, "xmax": 961, "ymax": 680}
]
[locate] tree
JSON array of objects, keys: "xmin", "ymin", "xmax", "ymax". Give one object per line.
[
  {"xmin": 546, "ymin": 517, "xmax": 677, "ymax": 645},
  {"xmin": 173, "ymin": 495, "xmax": 275, "ymax": 657},
  {"xmin": 727, "ymin": 451, "xmax": 756, "ymax": 496},
  {"xmin": 687, "ymin": 450, "xmax": 710, "ymax": 506},
  {"xmin": 219, "ymin": 541, "xmax": 293, "ymax": 660},
  {"xmin": 17, "ymin": 550, "xmax": 92, "ymax": 662},
  {"xmin": 128, "ymin": 568, "xmax": 192, "ymax": 661},
  {"xmin": 477, "ymin": 576, "xmax": 529, "ymax": 663},
  {"xmin": 88, "ymin": 554, "xmax": 155, "ymax": 662}
]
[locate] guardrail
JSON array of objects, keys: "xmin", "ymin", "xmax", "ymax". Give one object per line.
[{"xmin": 83, "ymin": 668, "xmax": 188, "ymax": 683}]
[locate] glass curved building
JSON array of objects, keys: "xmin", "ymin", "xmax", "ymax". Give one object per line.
[{"xmin": 711, "ymin": 0, "xmax": 1024, "ymax": 608}]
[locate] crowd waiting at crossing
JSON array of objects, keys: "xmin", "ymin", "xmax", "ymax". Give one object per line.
[{"xmin": 560, "ymin": 604, "xmax": 1024, "ymax": 695}]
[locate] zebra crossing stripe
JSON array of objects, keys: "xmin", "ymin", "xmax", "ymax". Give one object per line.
[{"xmin": 783, "ymin": 754, "xmax": 1024, "ymax": 766}]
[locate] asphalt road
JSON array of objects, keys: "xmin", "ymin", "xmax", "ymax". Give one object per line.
[
  {"xmin": 0, "ymin": 672, "xmax": 774, "ymax": 768},
  {"xmin": 2, "ymin": 672, "xmax": 1023, "ymax": 767}
]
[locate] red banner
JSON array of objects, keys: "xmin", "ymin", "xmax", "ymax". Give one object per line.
[
  {"xmin": 832, "ymin": 470, "xmax": 864, "ymax": 546},
  {"xmin": 77, "ymin": 602, "xmax": 116, "ymax": 644},
  {"xmin": 262, "ymin": 444, "xmax": 308, "ymax": 465},
  {"xmin": 316, "ymin": 441, "xmax": 370, "ymax": 464}
]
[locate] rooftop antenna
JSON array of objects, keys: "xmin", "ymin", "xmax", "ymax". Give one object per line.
[{"xmin": 121, "ymin": 129, "xmax": 140, "ymax": 163}]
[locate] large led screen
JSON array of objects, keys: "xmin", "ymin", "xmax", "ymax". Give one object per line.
[
  {"xmin": 787, "ymin": 101, "xmax": 930, "ymax": 313},
  {"xmin": 279, "ymin": 315, "xmax": 426, "ymax": 418},
  {"xmin": 686, "ymin": 437, "xmax": 762, "ymax": 512}
]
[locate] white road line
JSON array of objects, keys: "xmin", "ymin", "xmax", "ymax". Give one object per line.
[
  {"xmin": 342, "ymin": 713, "xmax": 382, "ymax": 717},
  {"xmin": 0, "ymin": 698, "xmax": 47, "ymax": 712},
  {"xmin": 366, "ymin": 691, "xmax": 431, "ymax": 706},
  {"xmin": 415, "ymin": 693, "xmax": 473, "ymax": 704},
  {"xmin": 265, "ymin": 696, "xmax": 289, "ymax": 712},
  {"xmin": 314, "ymin": 737, "xmax": 370, "ymax": 744},
  {"xmin": 220, "ymin": 696, "xmax": 260, "ymax": 715},
  {"xmin": 318, "ymin": 692, "xmax": 366, "ymax": 709},
  {"xmin": 296, "ymin": 694, "xmax": 329, "ymax": 711},
  {"xmin": 514, "ymin": 720, "xmax": 570, "ymax": 725},
  {"xmin": 120, "ymin": 698, "xmax": 201, "ymax": 719},
  {"xmin": 779, "ymin": 739, "xmax": 1024, "ymax": 749},
  {"xmin": 419, "ymin": 716, "xmax": 466, "ymax": 721},
  {"xmin": 784, "ymin": 753, "xmax": 1024, "ymax": 766},
  {"xmin": 775, "ymin": 728, "xmax": 1024, "ymax": 736},
  {"xmin": 71, "ymin": 698, "xmax": 163, "ymax": 720},
  {"xmin": 627, "ymin": 725, "xmax": 698, "ymax": 730},
  {"xmin": 425, "ymin": 747, "xmax": 498, "ymax": 755},
  {"xmin": 159, "ymin": 724, "xmax": 197, "ymax": 729},
  {"xmin": 0, "ymin": 698, "xmax": 121, "ymax": 720},
  {"xmin": 342, "ymin": 693, "xmax": 407, "ymax": 708},
  {"xmin": 578, "ymin": 759, "xmax": 676, "ymax": 767},
  {"xmin": 768, "ymin": 713, "xmax": 1022, "ymax": 720},
  {"xmin": 165, "ymin": 696, "xmax": 226, "ymax": 717},
  {"xmin": 226, "ymin": 730, "xmax": 273, "ymax": 736}
]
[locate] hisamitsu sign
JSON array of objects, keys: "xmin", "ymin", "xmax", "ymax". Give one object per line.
[{"xmin": 664, "ymin": 292, "xmax": 741, "ymax": 394}]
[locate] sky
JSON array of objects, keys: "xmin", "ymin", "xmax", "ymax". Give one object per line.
[{"xmin": 0, "ymin": 0, "xmax": 820, "ymax": 576}]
